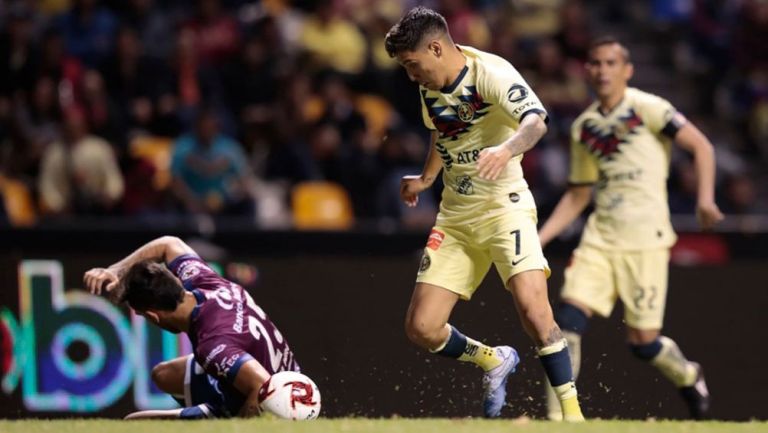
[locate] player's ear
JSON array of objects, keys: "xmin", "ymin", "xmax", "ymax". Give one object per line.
[
  {"xmin": 143, "ymin": 310, "xmax": 161, "ymax": 325},
  {"xmin": 624, "ymin": 62, "xmax": 634, "ymax": 81},
  {"xmin": 428, "ymin": 40, "xmax": 442, "ymax": 58}
]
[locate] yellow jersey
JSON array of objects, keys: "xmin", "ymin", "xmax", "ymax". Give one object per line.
[
  {"xmin": 420, "ymin": 45, "xmax": 547, "ymax": 226},
  {"xmin": 570, "ymin": 87, "xmax": 686, "ymax": 251}
]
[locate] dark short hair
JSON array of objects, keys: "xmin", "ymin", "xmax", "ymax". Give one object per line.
[
  {"xmin": 385, "ymin": 7, "xmax": 449, "ymax": 57},
  {"xmin": 121, "ymin": 261, "xmax": 184, "ymax": 312},
  {"xmin": 588, "ymin": 36, "xmax": 631, "ymax": 63}
]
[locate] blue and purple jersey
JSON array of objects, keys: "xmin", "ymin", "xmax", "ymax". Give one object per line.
[{"xmin": 168, "ymin": 254, "xmax": 300, "ymax": 385}]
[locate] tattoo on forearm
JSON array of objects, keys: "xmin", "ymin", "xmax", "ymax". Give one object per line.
[{"xmin": 505, "ymin": 118, "xmax": 544, "ymax": 156}]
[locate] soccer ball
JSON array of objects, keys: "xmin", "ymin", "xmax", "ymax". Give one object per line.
[{"xmin": 258, "ymin": 371, "xmax": 321, "ymax": 420}]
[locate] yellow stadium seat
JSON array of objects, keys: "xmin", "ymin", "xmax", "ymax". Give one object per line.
[
  {"xmin": 355, "ymin": 94, "xmax": 394, "ymax": 138},
  {"xmin": 0, "ymin": 175, "xmax": 37, "ymax": 227},
  {"xmin": 292, "ymin": 181, "xmax": 354, "ymax": 230},
  {"xmin": 129, "ymin": 136, "xmax": 174, "ymax": 189},
  {"xmin": 303, "ymin": 96, "xmax": 326, "ymax": 124}
]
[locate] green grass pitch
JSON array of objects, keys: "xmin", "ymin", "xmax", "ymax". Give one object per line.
[{"xmin": 2, "ymin": 418, "xmax": 766, "ymax": 433}]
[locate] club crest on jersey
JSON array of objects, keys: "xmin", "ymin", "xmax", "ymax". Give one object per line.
[
  {"xmin": 179, "ymin": 261, "xmax": 203, "ymax": 280},
  {"xmin": 457, "ymin": 102, "xmax": 475, "ymax": 122},
  {"xmin": 422, "ymin": 86, "xmax": 491, "ymax": 141},
  {"xmin": 419, "ymin": 253, "xmax": 431, "ymax": 272},
  {"xmin": 455, "ymin": 175, "xmax": 474, "ymax": 195}
]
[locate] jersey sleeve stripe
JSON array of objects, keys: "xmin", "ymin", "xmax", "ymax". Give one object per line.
[
  {"xmin": 520, "ymin": 108, "xmax": 549, "ymax": 124},
  {"xmin": 661, "ymin": 113, "xmax": 686, "ymax": 138},
  {"xmin": 226, "ymin": 353, "xmax": 255, "ymax": 385}
]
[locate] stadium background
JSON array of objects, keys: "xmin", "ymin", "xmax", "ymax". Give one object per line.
[{"xmin": 0, "ymin": 0, "xmax": 766, "ymax": 421}]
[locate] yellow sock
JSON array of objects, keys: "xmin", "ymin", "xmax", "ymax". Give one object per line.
[
  {"xmin": 553, "ymin": 383, "xmax": 584, "ymax": 422},
  {"xmin": 458, "ymin": 337, "xmax": 502, "ymax": 371}
]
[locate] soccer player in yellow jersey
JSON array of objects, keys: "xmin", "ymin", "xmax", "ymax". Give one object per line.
[
  {"xmin": 539, "ymin": 37, "xmax": 724, "ymax": 420},
  {"xmin": 385, "ymin": 7, "xmax": 584, "ymax": 420}
]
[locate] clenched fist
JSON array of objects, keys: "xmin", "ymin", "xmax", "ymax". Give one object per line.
[
  {"xmin": 696, "ymin": 201, "xmax": 724, "ymax": 230},
  {"xmin": 400, "ymin": 175, "xmax": 433, "ymax": 207}
]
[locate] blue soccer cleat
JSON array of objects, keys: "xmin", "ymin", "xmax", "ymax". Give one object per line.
[{"xmin": 482, "ymin": 346, "xmax": 519, "ymax": 418}]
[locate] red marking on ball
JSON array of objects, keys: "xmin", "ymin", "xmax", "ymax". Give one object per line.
[{"xmin": 284, "ymin": 381, "xmax": 317, "ymax": 409}]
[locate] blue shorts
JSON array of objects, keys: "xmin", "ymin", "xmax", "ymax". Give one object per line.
[{"xmin": 183, "ymin": 355, "xmax": 246, "ymax": 418}]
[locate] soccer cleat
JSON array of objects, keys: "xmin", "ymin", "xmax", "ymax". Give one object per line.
[
  {"xmin": 481, "ymin": 346, "xmax": 519, "ymax": 418},
  {"xmin": 679, "ymin": 362, "xmax": 710, "ymax": 419}
]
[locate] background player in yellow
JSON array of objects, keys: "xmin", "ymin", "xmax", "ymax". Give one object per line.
[
  {"xmin": 385, "ymin": 7, "xmax": 583, "ymax": 420},
  {"xmin": 539, "ymin": 37, "xmax": 724, "ymax": 420}
]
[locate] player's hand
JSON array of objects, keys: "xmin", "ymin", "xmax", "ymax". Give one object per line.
[
  {"xmin": 477, "ymin": 144, "xmax": 513, "ymax": 180},
  {"xmin": 84, "ymin": 267, "xmax": 119, "ymax": 295},
  {"xmin": 696, "ymin": 200, "xmax": 724, "ymax": 230},
  {"xmin": 400, "ymin": 175, "xmax": 431, "ymax": 207}
]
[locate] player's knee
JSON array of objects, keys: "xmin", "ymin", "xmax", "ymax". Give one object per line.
[
  {"xmin": 626, "ymin": 327, "xmax": 660, "ymax": 345},
  {"xmin": 404, "ymin": 315, "xmax": 441, "ymax": 347},
  {"xmin": 403, "ymin": 314, "xmax": 420, "ymax": 343},
  {"xmin": 555, "ymin": 303, "xmax": 589, "ymax": 335},
  {"xmin": 403, "ymin": 318, "xmax": 429, "ymax": 343},
  {"xmin": 151, "ymin": 362, "xmax": 174, "ymax": 392},
  {"xmin": 628, "ymin": 339, "xmax": 663, "ymax": 361}
]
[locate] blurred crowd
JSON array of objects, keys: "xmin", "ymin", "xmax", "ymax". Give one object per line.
[{"xmin": 0, "ymin": 0, "xmax": 765, "ymax": 229}]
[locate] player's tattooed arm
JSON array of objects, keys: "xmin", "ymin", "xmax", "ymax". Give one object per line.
[
  {"xmin": 84, "ymin": 236, "xmax": 196, "ymax": 295},
  {"xmin": 421, "ymin": 131, "xmax": 443, "ymax": 185},
  {"xmin": 401, "ymin": 132, "xmax": 442, "ymax": 207},
  {"xmin": 502, "ymin": 112, "xmax": 548, "ymax": 156},
  {"xmin": 478, "ymin": 113, "xmax": 547, "ymax": 180}
]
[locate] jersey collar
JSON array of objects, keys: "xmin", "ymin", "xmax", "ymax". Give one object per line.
[
  {"xmin": 597, "ymin": 93, "xmax": 627, "ymax": 117},
  {"xmin": 189, "ymin": 289, "xmax": 205, "ymax": 322},
  {"xmin": 441, "ymin": 65, "xmax": 468, "ymax": 94}
]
